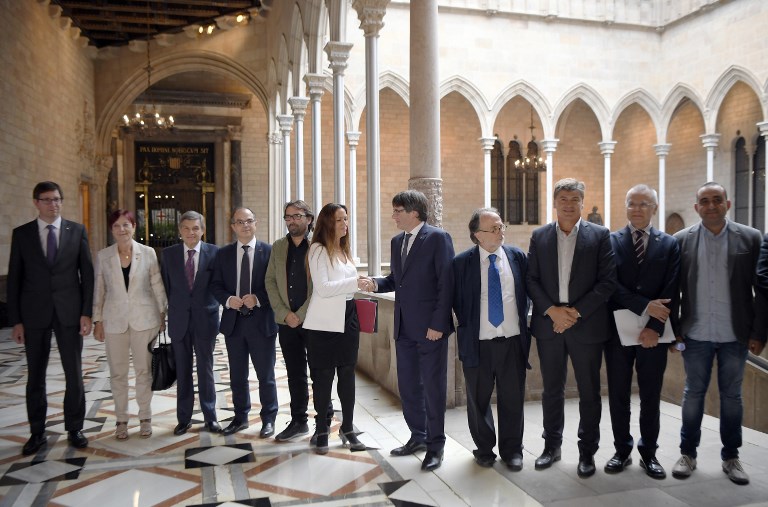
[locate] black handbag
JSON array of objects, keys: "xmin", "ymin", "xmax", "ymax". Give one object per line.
[{"xmin": 148, "ymin": 330, "xmax": 176, "ymax": 391}]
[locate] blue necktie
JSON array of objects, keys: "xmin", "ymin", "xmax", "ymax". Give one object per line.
[
  {"xmin": 46, "ymin": 224, "xmax": 57, "ymax": 265},
  {"xmin": 488, "ymin": 254, "xmax": 504, "ymax": 327}
]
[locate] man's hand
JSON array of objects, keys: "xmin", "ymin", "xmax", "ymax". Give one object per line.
[
  {"xmin": 647, "ymin": 299, "xmax": 671, "ymax": 322},
  {"xmin": 242, "ymin": 294, "xmax": 259, "ymax": 309},
  {"xmin": 228, "ymin": 296, "xmax": 245, "ymax": 310},
  {"xmin": 638, "ymin": 328, "xmax": 660, "ymax": 348},
  {"xmin": 94, "ymin": 322, "xmax": 105, "ymax": 342},
  {"xmin": 80, "ymin": 316, "xmax": 92, "ymax": 337},
  {"xmin": 12, "ymin": 324, "xmax": 24, "ymax": 345},
  {"xmin": 748, "ymin": 339, "xmax": 765, "ymax": 356},
  {"xmin": 285, "ymin": 312, "xmax": 301, "ymax": 328},
  {"xmin": 669, "ymin": 336, "xmax": 684, "ymax": 353},
  {"xmin": 357, "ymin": 276, "xmax": 374, "ymax": 292},
  {"xmin": 426, "ymin": 328, "xmax": 443, "ymax": 341},
  {"xmin": 547, "ymin": 306, "xmax": 578, "ymax": 333}
]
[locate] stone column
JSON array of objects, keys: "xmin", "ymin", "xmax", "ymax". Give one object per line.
[
  {"xmin": 304, "ymin": 73, "xmax": 326, "ymax": 215},
  {"xmin": 759, "ymin": 122, "xmax": 768, "ymax": 232},
  {"xmin": 653, "ymin": 144, "xmax": 671, "ymax": 232},
  {"xmin": 347, "ymin": 131, "xmax": 362, "ymax": 262},
  {"xmin": 480, "ymin": 137, "xmax": 496, "ymax": 208},
  {"xmin": 599, "ymin": 141, "xmax": 617, "ymax": 230},
  {"xmin": 288, "ymin": 97, "xmax": 309, "ymax": 201},
  {"xmin": 229, "ymin": 126, "xmax": 243, "ymax": 211},
  {"xmin": 700, "ymin": 133, "xmax": 720, "ymax": 182},
  {"xmin": 324, "ymin": 41, "xmax": 353, "ymax": 204},
  {"xmin": 407, "ymin": 0, "xmax": 441, "ymax": 225},
  {"xmin": 268, "ymin": 131, "xmax": 283, "ymax": 241},
  {"xmin": 542, "ymin": 139, "xmax": 558, "ymax": 224},
  {"xmin": 353, "ymin": 0, "xmax": 388, "ymax": 275},
  {"xmin": 277, "ymin": 115, "xmax": 294, "ymax": 205}
]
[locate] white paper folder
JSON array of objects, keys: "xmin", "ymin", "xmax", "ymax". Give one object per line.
[{"xmin": 613, "ymin": 309, "xmax": 675, "ymax": 346}]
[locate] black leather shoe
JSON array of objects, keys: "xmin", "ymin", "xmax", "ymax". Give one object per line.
[
  {"xmin": 535, "ymin": 447, "xmax": 561, "ymax": 470},
  {"xmin": 578, "ymin": 455, "xmax": 596, "ymax": 477},
  {"xmin": 421, "ymin": 449, "xmax": 444, "ymax": 471},
  {"xmin": 391, "ymin": 439, "xmax": 427, "ymax": 456},
  {"xmin": 174, "ymin": 422, "xmax": 192, "ymax": 436},
  {"xmin": 604, "ymin": 453, "xmax": 632, "ymax": 474},
  {"xmin": 259, "ymin": 422, "xmax": 275, "ymax": 438},
  {"xmin": 505, "ymin": 454, "xmax": 523, "ymax": 471},
  {"xmin": 275, "ymin": 420, "xmax": 309, "ymax": 442},
  {"xmin": 474, "ymin": 454, "xmax": 495, "ymax": 468},
  {"xmin": 310, "ymin": 430, "xmax": 318, "ymax": 446},
  {"xmin": 222, "ymin": 420, "xmax": 249, "ymax": 436},
  {"xmin": 640, "ymin": 457, "xmax": 667, "ymax": 479},
  {"xmin": 314, "ymin": 433, "xmax": 329, "ymax": 455},
  {"xmin": 204, "ymin": 421, "xmax": 222, "ymax": 433},
  {"xmin": 68, "ymin": 430, "xmax": 88, "ymax": 449},
  {"xmin": 22, "ymin": 433, "xmax": 47, "ymax": 456}
]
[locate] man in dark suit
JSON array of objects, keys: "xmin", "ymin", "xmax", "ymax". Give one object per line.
[
  {"xmin": 604, "ymin": 184, "xmax": 680, "ymax": 479},
  {"xmin": 211, "ymin": 207, "xmax": 279, "ymax": 437},
  {"xmin": 161, "ymin": 210, "xmax": 221, "ymax": 436},
  {"xmin": 670, "ymin": 182, "xmax": 766, "ymax": 485},
  {"xmin": 369, "ymin": 190, "xmax": 455, "ymax": 471},
  {"xmin": 8, "ymin": 181, "xmax": 94, "ymax": 454},
  {"xmin": 452, "ymin": 208, "xmax": 530, "ymax": 471},
  {"xmin": 527, "ymin": 178, "xmax": 616, "ymax": 477}
]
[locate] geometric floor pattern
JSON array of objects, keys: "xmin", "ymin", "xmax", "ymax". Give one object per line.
[{"xmin": 0, "ymin": 326, "xmax": 767, "ymax": 506}]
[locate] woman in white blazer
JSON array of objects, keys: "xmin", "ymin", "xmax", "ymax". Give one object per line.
[
  {"xmin": 93, "ymin": 210, "xmax": 167, "ymax": 440},
  {"xmin": 304, "ymin": 203, "xmax": 373, "ymax": 453}
]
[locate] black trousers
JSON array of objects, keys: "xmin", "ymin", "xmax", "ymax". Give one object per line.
[
  {"xmin": 604, "ymin": 336, "xmax": 667, "ymax": 459},
  {"xmin": 463, "ymin": 336, "xmax": 526, "ymax": 462},
  {"xmin": 24, "ymin": 312, "xmax": 85, "ymax": 434},
  {"xmin": 537, "ymin": 335, "xmax": 603, "ymax": 456}
]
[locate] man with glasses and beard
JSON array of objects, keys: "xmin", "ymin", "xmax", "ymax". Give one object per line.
[{"xmin": 266, "ymin": 201, "xmax": 333, "ymax": 442}]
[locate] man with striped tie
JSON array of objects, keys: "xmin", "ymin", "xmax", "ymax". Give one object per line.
[{"xmin": 604, "ymin": 184, "xmax": 680, "ymax": 479}]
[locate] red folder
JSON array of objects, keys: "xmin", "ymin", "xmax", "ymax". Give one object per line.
[{"xmin": 355, "ymin": 298, "xmax": 378, "ymax": 334}]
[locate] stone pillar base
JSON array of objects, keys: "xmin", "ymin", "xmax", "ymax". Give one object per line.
[{"xmin": 409, "ymin": 177, "xmax": 443, "ymax": 227}]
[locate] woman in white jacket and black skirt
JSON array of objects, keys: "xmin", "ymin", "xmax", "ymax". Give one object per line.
[{"xmin": 303, "ymin": 203, "xmax": 372, "ymax": 454}]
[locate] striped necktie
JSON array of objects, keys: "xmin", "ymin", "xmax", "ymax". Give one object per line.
[{"xmin": 633, "ymin": 229, "xmax": 645, "ymax": 264}]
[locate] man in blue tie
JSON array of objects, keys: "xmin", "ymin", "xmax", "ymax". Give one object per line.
[{"xmin": 452, "ymin": 208, "xmax": 530, "ymax": 470}]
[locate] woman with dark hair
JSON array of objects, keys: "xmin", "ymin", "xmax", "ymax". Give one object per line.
[
  {"xmin": 93, "ymin": 210, "xmax": 167, "ymax": 440},
  {"xmin": 303, "ymin": 203, "xmax": 373, "ymax": 453}
]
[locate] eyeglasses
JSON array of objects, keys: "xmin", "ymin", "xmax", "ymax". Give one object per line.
[
  {"xmin": 477, "ymin": 224, "xmax": 506, "ymax": 234},
  {"xmin": 392, "ymin": 208, "xmax": 407, "ymax": 215},
  {"xmin": 283, "ymin": 214, "xmax": 307, "ymax": 221},
  {"xmin": 37, "ymin": 198, "xmax": 62, "ymax": 204},
  {"xmin": 233, "ymin": 219, "xmax": 255, "ymax": 226},
  {"xmin": 626, "ymin": 202, "xmax": 654, "ymax": 210}
]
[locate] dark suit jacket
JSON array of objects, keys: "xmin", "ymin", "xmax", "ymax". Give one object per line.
[
  {"xmin": 672, "ymin": 221, "xmax": 766, "ymax": 345},
  {"xmin": 161, "ymin": 242, "xmax": 220, "ymax": 340},
  {"xmin": 374, "ymin": 223, "xmax": 455, "ymax": 339},
  {"xmin": 527, "ymin": 220, "xmax": 617, "ymax": 343},
  {"xmin": 211, "ymin": 240, "xmax": 278, "ymax": 338},
  {"xmin": 7, "ymin": 219, "xmax": 94, "ymax": 329},
  {"xmin": 609, "ymin": 225, "xmax": 680, "ymax": 336},
  {"xmin": 756, "ymin": 233, "xmax": 768, "ymax": 300},
  {"xmin": 452, "ymin": 244, "xmax": 531, "ymax": 368}
]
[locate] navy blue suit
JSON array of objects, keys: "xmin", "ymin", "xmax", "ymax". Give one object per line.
[
  {"xmin": 606, "ymin": 225, "xmax": 680, "ymax": 461},
  {"xmin": 452, "ymin": 244, "xmax": 530, "ymax": 461},
  {"xmin": 161, "ymin": 242, "xmax": 220, "ymax": 425},
  {"xmin": 374, "ymin": 223, "xmax": 454, "ymax": 452},
  {"xmin": 527, "ymin": 220, "xmax": 617, "ymax": 456},
  {"xmin": 211, "ymin": 240, "xmax": 278, "ymax": 424}
]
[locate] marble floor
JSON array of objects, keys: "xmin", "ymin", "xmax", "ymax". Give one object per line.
[{"xmin": 0, "ymin": 327, "xmax": 766, "ymax": 507}]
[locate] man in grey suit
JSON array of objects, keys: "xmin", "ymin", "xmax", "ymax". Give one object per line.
[
  {"xmin": 8, "ymin": 181, "xmax": 94, "ymax": 455},
  {"xmin": 670, "ymin": 182, "xmax": 766, "ymax": 485},
  {"xmin": 526, "ymin": 178, "xmax": 617, "ymax": 477},
  {"xmin": 161, "ymin": 211, "xmax": 221, "ymax": 436}
]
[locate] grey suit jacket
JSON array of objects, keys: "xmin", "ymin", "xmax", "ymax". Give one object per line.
[
  {"xmin": 672, "ymin": 220, "xmax": 766, "ymax": 345},
  {"xmin": 265, "ymin": 235, "xmax": 312, "ymax": 325}
]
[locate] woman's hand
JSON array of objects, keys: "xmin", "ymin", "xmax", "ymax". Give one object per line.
[{"xmin": 93, "ymin": 322, "xmax": 105, "ymax": 342}]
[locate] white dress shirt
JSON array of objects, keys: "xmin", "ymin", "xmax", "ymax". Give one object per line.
[
  {"xmin": 37, "ymin": 216, "xmax": 62, "ymax": 257},
  {"xmin": 478, "ymin": 246, "xmax": 520, "ymax": 340}
]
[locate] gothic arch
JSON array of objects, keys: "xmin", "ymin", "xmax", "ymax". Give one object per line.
[
  {"xmin": 660, "ymin": 83, "xmax": 705, "ymax": 141},
  {"xmin": 304, "ymin": 0, "xmax": 329, "ymax": 73},
  {"xmin": 440, "ymin": 75, "xmax": 492, "ymax": 135},
  {"xmin": 351, "ymin": 70, "xmax": 408, "ymax": 131},
  {"xmin": 289, "ymin": 3, "xmax": 308, "ymax": 97},
  {"xmin": 611, "ymin": 89, "xmax": 662, "ymax": 142},
  {"xmin": 491, "ymin": 81, "xmax": 553, "ymax": 139},
  {"xmin": 552, "ymin": 83, "xmax": 611, "ymax": 140},
  {"xmin": 96, "ymin": 50, "xmax": 269, "ymax": 153},
  {"xmin": 277, "ymin": 34, "xmax": 291, "ymax": 112},
  {"xmin": 705, "ymin": 65, "xmax": 766, "ymax": 132}
]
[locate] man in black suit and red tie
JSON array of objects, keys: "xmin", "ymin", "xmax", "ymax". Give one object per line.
[
  {"xmin": 8, "ymin": 181, "xmax": 94, "ymax": 455},
  {"xmin": 604, "ymin": 184, "xmax": 680, "ymax": 479},
  {"xmin": 211, "ymin": 207, "xmax": 278, "ymax": 438},
  {"xmin": 161, "ymin": 210, "xmax": 221, "ymax": 436},
  {"xmin": 526, "ymin": 178, "xmax": 617, "ymax": 477}
]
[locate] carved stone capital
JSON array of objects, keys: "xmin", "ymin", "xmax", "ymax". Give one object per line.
[
  {"xmin": 304, "ymin": 73, "xmax": 327, "ymax": 100},
  {"xmin": 598, "ymin": 140, "xmax": 617, "ymax": 156},
  {"xmin": 288, "ymin": 97, "xmax": 309, "ymax": 121},
  {"xmin": 757, "ymin": 121, "xmax": 768, "ymax": 137},
  {"xmin": 95, "ymin": 155, "xmax": 113, "ymax": 186},
  {"xmin": 700, "ymin": 133, "xmax": 721, "ymax": 149},
  {"xmin": 541, "ymin": 138, "xmax": 559, "ymax": 153},
  {"xmin": 346, "ymin": 131, "xmax": 362, "ymax": 147},
  {"xmin": 409, "ymin": 178, "xmax": 444, "ymax": 227},
  {"xmin": 324, "ymin": 41, "xmax": 353, "ymax": 75},
  {"xmin": 267, "ymin": 132, "xmax": 282, "ymax": 145},
  {"xmin": 227, "ymin": 125, "xmax": 243, "ymax": 141},
  {"xmin": 276, "ymin": 114, "xmax": 294, "ymax": 134},
  {"xmin": 653, "ymin": 143, "xmax": 672, "ymax": 157},
  {"xmin": 479, "ymin": 136, "xmax": 496, "ymax": 151},
  {"xmin": 352, "ymin": 0, "xmax": 390, "ymax": 37}
]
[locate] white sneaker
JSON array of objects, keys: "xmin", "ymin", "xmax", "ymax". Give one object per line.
[
  {"xmin": 671, "ymin": 455, "xmax": 697, "ymax": 479},
  {"xmin": 722, "ymin": 458, "xmax": 749, "ymax": 485}
]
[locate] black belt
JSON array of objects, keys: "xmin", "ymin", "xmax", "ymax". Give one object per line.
[{"xmin": 491, "ymin": 334, "xmax": 520, "ymax": 342}]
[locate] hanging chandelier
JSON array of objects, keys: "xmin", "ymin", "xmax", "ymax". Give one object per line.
[
  {"xmin": 513, "ymin": 106, "xmax": 546, "ymax": 172},
  {"xmin": 121, "ymin": 2, "xmax": 174, "ymax": 134}
]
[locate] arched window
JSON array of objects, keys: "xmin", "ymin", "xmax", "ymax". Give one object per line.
[
  {"xmin": 754, "ymin": 134, "xmax": 766, "ymax": 232},
  {"xmin": 490, "ymin": 138, "xmax": 505, "ymax": 219},
  {"xmin": 490, "ymin": 133, "xmax": 544, "ymax": 225},
  {"xmin": 734, "ymin": 136, "xmax": 749, "ymax": 225}
]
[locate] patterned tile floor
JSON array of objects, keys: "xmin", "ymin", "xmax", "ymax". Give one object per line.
[{"xmin": 0, "ymin": 327, "xmax": 766, "ymax": 506}]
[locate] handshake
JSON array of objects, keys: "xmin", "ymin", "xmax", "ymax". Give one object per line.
[{"xmin": 357, "ymin": 276, "xmax": 375, "ymax": 292}]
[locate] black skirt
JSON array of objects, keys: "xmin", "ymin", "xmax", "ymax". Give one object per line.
[{"xmin": 306, "ymin": 299, "xmax": 360, "ymax": 369}]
